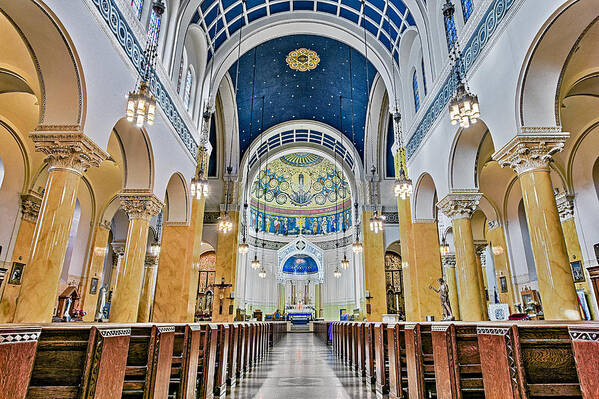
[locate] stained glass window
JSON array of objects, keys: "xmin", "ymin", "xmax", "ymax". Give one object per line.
[
  {"xmin": 421, "ymin": 58, "xmax": 427, "ymax": 96},
  {"xmin": 131, "ymin": 0, "xmax": 143, "ymax": 19},
  {"xmin": 412, "ymin": 70, "xmax": 420, "ymax": 112},
  {"xmin": 461, "ymin": 0, "xmax": 474, "ymax": 23},
  {"xmin": 444, "ymin": 10, "xmax": 458, "ymax": 51},
  {"xmin": 147, "ymin": 8, "xmax": 162, "ymax": 45},
  {"xmin": 184, "ymin": 68, "xmax": 193, "ymax": 111}
]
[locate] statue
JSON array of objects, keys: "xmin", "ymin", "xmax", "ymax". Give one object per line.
[
  {"xmin": 96, "ymin": 286, "xmax": 107, "ymax": 321},
  {"xmin": 429, "ymin": 278, "xmax": 455, "ymax": 321}
]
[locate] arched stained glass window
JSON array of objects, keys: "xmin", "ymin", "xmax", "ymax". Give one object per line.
[
  {"xmin": 412, "ymin": 70, "xmax": 420, "ymax": 112},
  {"xmin": 444, "ymin": 9, "xmax": 458, "ymax": 51},
  {"xmin": 131, "ymin": 0, "xmax": 143, "ymax": 19},
  {"xmin": 461, "ymin": 0, "xmax": 474, "ymax": 23},
  {"xmin": 184, "ymin": 67, "xmax": 193, "ymax": 111},
  {"xmin": 147, "ymin": 7, "xmax": 163, "ymax": 44},
  {"xmin": 421, "ymin": 58, "xmax": 427, "ymax": 96}
]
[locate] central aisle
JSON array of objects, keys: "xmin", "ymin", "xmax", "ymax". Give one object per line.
[{"xmin": 227, "ymin": 332, "xmax": 376, "ymax": 399}]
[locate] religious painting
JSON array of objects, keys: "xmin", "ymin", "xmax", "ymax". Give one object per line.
[
  {"xmin": 89, "ymin": 277, "xmax": 99, "ymax": 294},
  {"xmin": 8, "ymin": 262, "xmax": 25, "ymax": 285},
  {"xmin": 570, "ymin": 261, "xmax": 585, "ymax": 283},
  {"xmin": 499, "ymin": 276, "xmax": 508, "ymax": 293}
]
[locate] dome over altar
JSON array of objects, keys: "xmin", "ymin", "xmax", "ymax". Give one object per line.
[
  {"xmin": 282, "ymin": 254, "xmax": 319, "ymax": 275},
  {"xmin": 249, "ymin": 152, "xmax": 352, "ymax": 236}
]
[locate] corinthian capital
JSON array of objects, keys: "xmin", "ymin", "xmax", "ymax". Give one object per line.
[
  {"xmin": 119, "ymin": 190, "xmax": 164, "ymax": 221},
  {"xmin": 493, "ymin": 128, "xmax": 569, "ymax": 174},
  {"xmin": 30, "ymin": 126, "xmax": 108, "ymax": 175},
  {"xmin": 554, "ymin": 191, "xmax": 575, "ymax": 222},
  {"xmin": 442, "ymin": 254, "xmax": 456, "ymax": 268},
  {"xmin": 20, "ymin": 191, "xmax": 43, "ymax": 223},
  {"xmin": 436, "ymin": 190, "xmax": 482, "ymax": 220}
]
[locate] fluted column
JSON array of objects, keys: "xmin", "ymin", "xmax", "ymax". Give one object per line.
[
  {"xmin": 80, "ymin": 221, "xmax": 111, "ymax": 321},
  {"xmin": 441, "ymin": 254, "xmax": 460, "ymax": 320},
  {"xmin": 362, "ymin": 209, "xmax": 387, "ymax": 321},
  {"xmin": 137, "ymin": 254, "xmax": 158, "ymax": 322},
  {"xmin": 109, "ymin": 190, "xmax": 163, "ymax": 323},
  {"xmin": 14, "ymin": 129, "xmax": 107, "ymax": 323},
  {"xmin": 437, "ymin": 191, "xmax": 485, "ymax": 321},
  {"xmin": 0, "ymin": 192, "xmax": 42, "ymax": 322},
  {"xmin": 487, "ymin": 222, "xmax": 516, "ymax": 311},
  {"xmin": 494, "ymin": 131, "xmax": 580, "ymax": 320}
]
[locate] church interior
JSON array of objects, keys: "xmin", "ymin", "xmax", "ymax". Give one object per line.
[{"xmin": 1, "ymin": 0, "xmax": 599, "ymax": 397}]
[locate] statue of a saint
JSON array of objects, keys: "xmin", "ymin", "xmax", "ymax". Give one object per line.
[
  {"xmin": 429, "ymin": 278, "xmax": 455, "ymax": 321},
  {"xmin": 96, "ymin": 286, "xmax": 107, "ymax": 321}
]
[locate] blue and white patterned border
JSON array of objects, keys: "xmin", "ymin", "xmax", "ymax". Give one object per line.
[
  {"xmin": 91, "ymin": 0, "xmax": 199, "ymax": 157},
  {"xmin": 407, "ymin": 0, "xmax": 515, "ymax": 159}
]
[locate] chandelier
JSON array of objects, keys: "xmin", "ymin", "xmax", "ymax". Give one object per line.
[
  {"xmin": 341, "ymin": 254, "xmax": 350, "ymax": 270},
  {"xmin": 444, "ymin": 0, "xmax": 480, "ymax": 129},
  {"xmin": 394, "ymin": 167, "xmax": 413, "ymax": 200},
  {"xmin": 251, "ymin": 254, "xmax": 261, "ymax": 270},
  {"xmin": 190, "ymin": 176, "xmax": 208, "ymax": 200},
  {"xmin": 217, "ymin": 165, "xmax": 234, "ymax": 234},
  {"xmin": 352, "ymin": 239, "xmax": 363, "ymax": 254},
  {"xmin": 352, "ymin": 203, "xmax": 363, "ymax": 253},
  {"xmin": 368, "ymin": 166, "xmax": 384, "ymax": 234},
  {"xmin": 126, "ymin": 0, "xmax": 164, "ymax": 128},
  {"xmin": 440, "ymin": 238, "xmax": 450, "ymax": 256},
  {"xmin": 333, "ymin": 266, "xmax": 341, "ymax": 279},
  {"xmin": 238, "ymin": 240, "xmax": 249, "ymax": 254},
  {"xmin": 149, "ymin": 242, "xmax": 161, "ymax": 257},
  {"xmin": 258, "ymin": 266, "xmax": 267, "ymax": 279},
  {"xmin": 238, "ymin": 203, "xmax": 249, "ymax": 254}
]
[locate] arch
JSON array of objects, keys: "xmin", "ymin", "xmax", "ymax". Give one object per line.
[
  {"xmin": 183, "ymin": 65, "xmax": 194, "ymax": 111},
  {"xmin": 448, "ymin": 119, "xmax": 493, "ymax": 190},
  {"xmin": 111, "ymin": 118, "xmax": 154, "ymax": 191},
  {"xmin": 517, "ymin": 0, "xmax": 598, "ymax": 127},
  {"xmin": 164, "ymin": 172, "xmax": 189, "ymax": 224},
  {"xmin": 413, "ymin": 172, "xmax": 437, "ymax": 221},
  {"xmin": 0, "ymin": 1, "xmax": 84, "ymax": 127},
  {"xmin": 184, "ymin": 24, "xmax": 208, "ymax": 122}
]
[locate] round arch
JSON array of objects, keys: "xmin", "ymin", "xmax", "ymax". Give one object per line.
[
  {"xmin": 448, "ymin": 119, "xmax": 493, "ymax": 190},
  {"xmin": 111, "ymin": 118, "xmax": 155, "ymax": 191},
  {"xmin": 164, "ymin": 172, "xmax": 190, "ymax": 224},
  {"xmin": 413, "ymin": 172, "xmax": 437, "ymax": 221}
]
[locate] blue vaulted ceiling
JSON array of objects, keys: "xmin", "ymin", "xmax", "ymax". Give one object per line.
[
  {"xmin": 192, "ymin": 0, "xmax": 416, "ymax": 62},
  {"xmin": 229, "ymin": 35, "xmax": 377, "ymax": 160}
]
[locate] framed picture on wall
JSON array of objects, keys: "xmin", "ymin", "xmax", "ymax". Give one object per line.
[
  {"xmin": 499, "ymin": 276, "xmax": 508, "ymax": 293},
  {"xmin": 570, "ymin": 261, "xmax": 585, "ymax": 283},
  {"xmin": 8, "ymin": 262, "xmax": 25, "ymax": 285},
  {"xmin": 89, "ymin": 278, "xmax": 99, "ymax": 294}
]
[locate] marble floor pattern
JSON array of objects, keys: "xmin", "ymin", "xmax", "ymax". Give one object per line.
[{"xmin": 226, "ymin": 332, "xmax": 376, "ymax": 399}]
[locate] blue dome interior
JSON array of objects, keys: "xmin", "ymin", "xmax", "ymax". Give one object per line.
[{"xmin": 282, "ymin": 254, "xmax": 319, "ymax": 274}]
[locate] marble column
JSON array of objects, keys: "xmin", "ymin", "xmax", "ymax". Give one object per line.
[
  {"xmin": 396, "ymin": 195, "xmax": 418, "ymax": 321},
  {"xmin": 555, "ymin": 192, "xmax": 595, "ymax": 319},
  {"xmin": 80, "ymin": 221, "xmax": 111, "ymax": 321},
  {"xmin": 475, "ymin": 242, "xmax": 489, "ymax": 320},
  {"xmin": 14, "ymin": 130, "xmax": 107, "ymax": 323},
  {"xmin": 109, "ymin": 241, "xmax": 125, "ymax": 296},
  {"xmin": 0, "ymin": 192, "xmax": 41, "ymax": 322},
  {"xmin": 487, "ymin": 222, "xmax": 516, "ymax": 310},
  {"xmin": 152, "ymin": 222, "xmax": 193, "ymax": 322},
  {"xmin": 494, "ymin": 132, "xmax": 580, "ymax": 320},
  {"xmin": 137, "ymin": 254, "xmax": 158, "ymax": 322},
  {"xmin": 411, "ymin": 220, "xmax": 443, "ymax": 320},
  {"xmin": 211, "ymin": 210, "xmax": 239, "ymax": 322},
  {"xmin": 441, "ymin": 254, "xmax": 460, "ymax": 320},
  {"xmin": 437, "ymin": 191, "xmax": 486, "ymax": 321},
  {"xmin": 109, "ymin": 190, "xmax": 163, "ymax": 323},
  {"xmin": 362, "ymin": 210, "xmax": 387, "ymax": 322},
  {"xmin": 187, "ymin": 195, "xmax": 207, "ymax": 320}
]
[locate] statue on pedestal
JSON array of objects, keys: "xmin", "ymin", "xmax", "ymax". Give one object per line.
[
  {"xmin": 429, "ymin": 278, "xmax": 455, "ymax": 321},
  {"xmin": 96, "ymin": 286, "xmax": 107, "ymax": 321}
]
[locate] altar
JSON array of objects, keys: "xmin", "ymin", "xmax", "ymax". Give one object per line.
[{"xmin": 286, "ymin": 304, "xmax": 315, "ymax": 324}]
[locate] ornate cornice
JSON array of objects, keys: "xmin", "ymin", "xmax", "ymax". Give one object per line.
[
  {"xmin": 493, "ymin": 131, "xmax": 569, "ymax": 174},
  {"xmin": 30, "ymin": 127, "xmax": 108, "ymax": 175},
  {"xmin": 436, "ymin": 190, "xmax": 482, "ymax": 220},
  {"xmin": 20, "ymin": 191, "xmax": 42, "ymax": 223},
  {"xmin": 554, "ymin": 191, "xmax": 575, "ymax": 222},
  {"xmin": 119, "ymin": 190, "xmax": 164, "ymax": 221}
]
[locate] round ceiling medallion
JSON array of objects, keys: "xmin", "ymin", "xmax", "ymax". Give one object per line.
[{"xmin": 286, "ymin": 48, "xmax": 320, "ymax": 72}]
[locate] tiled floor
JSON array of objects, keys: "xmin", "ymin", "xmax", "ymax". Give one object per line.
[{"xmin": 227, "ymin": 333, "xmax": 376, "ymax": 399}]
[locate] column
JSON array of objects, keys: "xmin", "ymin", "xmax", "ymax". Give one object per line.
[
  {"xmin": 137, "ymin": 254, "xmax": 158, "ymax": 322},
  {"xmin": 441, "ymin": 254, "xmax": 460, "ymax": 320},
  {"xmin": 80, "ymin": 221, "xmax": 111, "ymax": 321},
  {"xmin": 555, "ymin": 192, "xmax": 595, "ymax": 319},
  {"xmin": 211, "ymin": 210, "xmax": 239, "ymax": 322},
  {"xmin": 487, "ymin": 222, "xmax": 516, "ymax": 310},
  {"xmin": 475, "ymin": 242, "xmax": 489, "ymax": 319},
  {"xmin": 411, "ymin": 220, "xmax": 443, "ymax": 320},
  {"xmin": 187, "ymin": 194, "xmax": 207, "ymax": 320},
  {"xmin": 109, "ymin": 190, "xmax": 163, "ymax": 323},
  {"xmin": 397, "ymin": 194, "xmax": 418, "ymax": 321},
  {"xmin": 109, "ymin": 242, "xmax": 125, "ymax": 297},
  {"xmin": 0, "ymin": 192, "xmax": 41, "ymax": 322},
  {"xmin": 362, "ymin": 209, "xmax": 387, "ymax": 321},
  {"xmin": 14, "ymin": 130, "xmax": 107, "ymax": 323},
  {"xmin": 152, "ymin": 222, "xmax": 193, "ymax": 322},
  {"xmin": 494, "ymin": 132, "xmax": 580, "ymax": 320},
  {"xmin": 437, "ymin": 191, "xmax": 486, "ymax": 321}
]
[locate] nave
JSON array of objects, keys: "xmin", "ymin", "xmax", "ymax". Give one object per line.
[{"xmin": 228, "ymin": 333, "xmax": 374, "ymax": 399}]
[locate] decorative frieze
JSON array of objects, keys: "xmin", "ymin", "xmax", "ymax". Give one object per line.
[
  {"xmin": 554, "ymin": 191, "xmax": 575, "ymax": 222},
  {"xmin": 20, "ymin": 191, "xmax": 42, "ymax": 223},
  {"xmin": 493, "ymin": 131, "xmax": 569, "ymax": 174},
  {"xmin": 98, "ymin": 328, "xmax": 131, "ymax": 337},
  {"xmin": 30, "ymin": 127, "xmax": 108, "ymax": 175},
  {"xmin": 476, "ymin": 327, "xmax": 510, "ymax": 336},
  {"xmin": 569, "ymin": 328, "xmax": 599, "ymax": 342},
  {"xmin": 436, "ymin": 190, "xmax": 482, "ymax": 220},
  {"xmin": 0, "ymin": 328, "xmax": 41, "ymax": 345},
  {"xmin": 119, "ymin": 190, "xmax": 164, "ymax": 220}
]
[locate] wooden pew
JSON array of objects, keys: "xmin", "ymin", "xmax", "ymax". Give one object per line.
[
  {"xmin": 242, "ymin": 323, "xmax": 250, "ymax": 375},
  {"xmin": 431, "ymin": 324, "xmax": 460, "ymax": 399},
  {"xmin": 178, "ymin": 325, "xmax": 204, "ymax": 399},
  {"xmin": 351, "ymin": 322, "xmax": 359, "ymax": 372},
  {"xmin": 364, "ymin": 323, "xmax": 376, "ymax": 384},
  {"xmin": 387, "ymin": 323, "xmax": 407, "ymax": 399},
  {"xmin": 26, "ymin": 325, "xmax": 130, "ymax": 399},
  {"xmin": 213, "ymin": 324, "xmax": 229, "ymax": 398},
  {"xmin": 404, "ymin": 323, "xmax": 436, "ymax": 398},
  {"xmin": 0, "ymin": 326, "xmax": 41, "ymax": 399},
  {"xmin": 355, "ymin": 323, "xmax": 365, "ymax": 376},
  {"xmin": 569, "ymin": 325, "xmax": 599, "ymax": 398},
  {"xmin": 374, "ymin": 322, "xmax": 389, "ymax": 396},
  {"xmin": 227, "ymin": 323, "xmax": 238, "ymax": 387}
]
